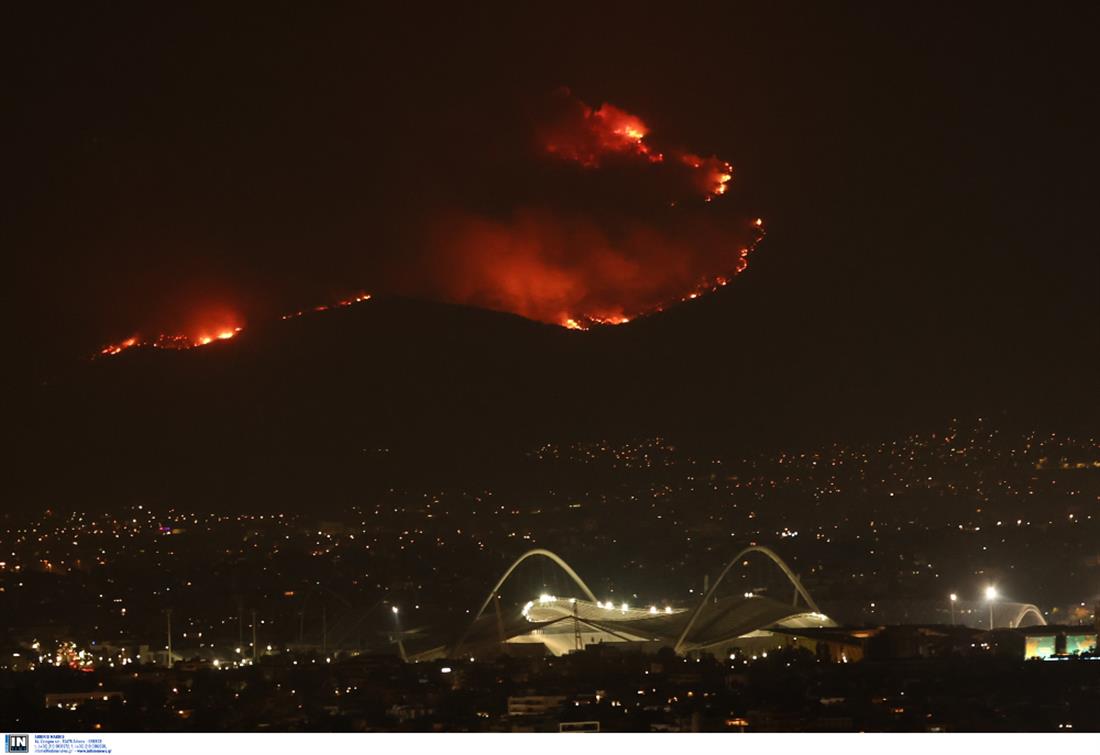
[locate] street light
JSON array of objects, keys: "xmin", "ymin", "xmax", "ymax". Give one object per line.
[
  {"xmin": 949, "ymin": 593, "xmax": 957, "ymax": 625},
  {"xmin": 389, "ymin": 605, "xmax": 407, "ymax": 662},
  {"xmin": 985, "ymin": 586, "xmax": 998, "ymax": 630}
]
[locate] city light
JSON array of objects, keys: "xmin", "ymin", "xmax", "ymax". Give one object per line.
[{"xmin": 12, "ymin": 7, "xmax": 1095, "ymax": 735}]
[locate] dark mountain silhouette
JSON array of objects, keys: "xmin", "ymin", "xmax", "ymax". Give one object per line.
[{"xmin": 16, "ymin": 260, "xmax": 1096, "ymax": 515}]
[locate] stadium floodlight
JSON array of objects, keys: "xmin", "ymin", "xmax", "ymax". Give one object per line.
[{"xmin": 985, "ymin": 586, "xmax": 998, "ymax": 630}]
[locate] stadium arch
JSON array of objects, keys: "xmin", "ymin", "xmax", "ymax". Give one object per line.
[
  {"xmin": 452, "ymin": 548, "xmax": 598, "ymax": 655},
  {"xmin": 1008, "ymin": 603, "xmax": 1046, "ymax": 628},
  {"xmin": 674, "ymin": 544, "xmax": 820, "ymax": 653}
]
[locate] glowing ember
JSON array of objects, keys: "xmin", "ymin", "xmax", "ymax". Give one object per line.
[
  {"xmin": 542, "ymin": 96, "xmax": 664, "ymax": 168},
  {"xmin": 97, "ymin": 326, "xmax": 242, "ymax": 358},
  {"xmin": 100, "ymin": 336, "xmax": 139, "ymax": 356},
  {"xmin": 678, "ymin": 153, "xmax": 733, "ymax": 201},
  {"xmin": 336, "ymin": 293, "xmax": 373, "ymax": 307},
  {"xmin": 97, "ymin": 292, "xmax": 373, "ymax": 358},
  {"xmin": 540, "ymin": 89, "xmax": 736, "ymax": 202},
  {"xmin": 280, "ymin": 292, "xmax": 372, "ymax": 321}
]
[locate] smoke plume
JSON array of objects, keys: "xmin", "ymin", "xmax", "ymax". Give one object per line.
[{"xmin": 409, "ymin": 88, "xmax": 763, "ymax": 328}]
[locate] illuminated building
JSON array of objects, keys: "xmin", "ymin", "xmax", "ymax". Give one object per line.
[
  {"xmin": 1020, "ymin": 627, "xmax": 1098, "ymax": 660},
  {"xmin": 413, "ymin": 546, "xmax": 835, "ymax": 659}
]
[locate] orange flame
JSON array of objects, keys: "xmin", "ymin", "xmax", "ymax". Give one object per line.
[
  {"xmin": 94, "ymin": 93, "xmax": 765, "ymax": 355},
  {"xmin": 97, "ymin": 292, "xmax": 378, "ymax": 357},
  {"xmin": 541, "ymin": 91, "xmax": 736, "ymax": 201},
  {"xmin": 97, "ymin": 324, "xmax": 243, "ymax": 358},
  {"xmin": 543, "ymin": 99, "xmax": 664, "ymax": 168},
  {"xmin": 550, "ymin": 217, "xmax": 766, "ymax": 330}
]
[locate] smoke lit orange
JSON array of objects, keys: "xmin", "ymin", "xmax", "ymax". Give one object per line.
[
  {"xmin": 538, "ymin": 89, "xmax": 734, "ymax": 202},
  {"xmin": 424, "ymin": 211, "xmax": 766, "ymax": 330},
  {"xmin": 419, "ymin": 89, "xmax": 766, "ymax": 329},
  {"xmin": 95, "ymin": 90, "xmax": 765, "ymax": 355}
]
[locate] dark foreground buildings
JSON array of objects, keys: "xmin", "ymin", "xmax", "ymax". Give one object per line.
[{"xmin": 2, "ymin": 621, "xmax": 1097, "ymax": 733}]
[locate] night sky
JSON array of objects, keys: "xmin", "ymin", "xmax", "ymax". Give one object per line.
[{"xmin": 12, "ymin": 4, "xmax": 1098, "ymax": 412}]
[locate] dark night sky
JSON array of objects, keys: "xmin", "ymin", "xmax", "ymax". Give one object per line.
[{"xmin": 11, "ymin": 3, "xmax": 1099, "ymax": 385}]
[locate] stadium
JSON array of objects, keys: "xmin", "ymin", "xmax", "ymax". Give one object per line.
[
  {"xmin": 398, "ymin": 546, "xmax": 1053, "ymax": 661},
  {"xmin": 409, "ymin": 546, "xmax": 841, "ymax": 660}
]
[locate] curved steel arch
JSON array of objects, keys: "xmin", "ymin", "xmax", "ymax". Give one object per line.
[
  {"xmin": 1009, "ymin": 603, "xmax": 1046, "ymax": 628},
  {"xmin": 674, "ymin": 545, "xmax": 820, "ymax": 653},
  {"xmin": 452, "ymin": 549, "xmax": 598, "ymax": 656}
]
